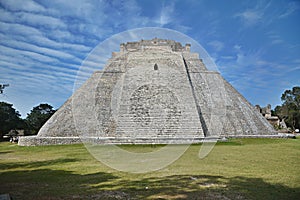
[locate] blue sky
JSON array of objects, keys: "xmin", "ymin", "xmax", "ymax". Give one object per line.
[{"xmin": 0, "ymin": 0, "xmax": 299, "ymax": 117}]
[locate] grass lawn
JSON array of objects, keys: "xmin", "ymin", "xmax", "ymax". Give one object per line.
[{"xmin": 0, "ymin": 138, "xmax": 299, "ymax": 199}]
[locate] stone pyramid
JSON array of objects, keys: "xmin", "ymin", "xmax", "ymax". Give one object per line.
[{"xmin": 19, "ymin": 39, "xmax": 276, "ymax": 146}]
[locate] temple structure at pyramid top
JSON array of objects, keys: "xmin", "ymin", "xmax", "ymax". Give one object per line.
[
  {"xmin": 19, "ymin": 38, "xmax": 277, "ymax": 146},
  {"xmin": 119, "ymin": 38, "xmax": 191, "ymax": 52}
]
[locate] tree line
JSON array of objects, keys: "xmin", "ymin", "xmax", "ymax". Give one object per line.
[
  {"xmin": 0, "ymin": 102, "xmax": 56, "ymax": 138},
  {"xmin": 273, "ymin": 86, "xmax": 300, "ymax": 131}
]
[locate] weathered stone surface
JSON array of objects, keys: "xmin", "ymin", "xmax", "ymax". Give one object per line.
[
  {"xmin": 18, "ymin": 136, "xmax": 82, "ymax": 146},
  {"xmin": 18, "ymin": 38, "xmax": 277, "ymax": 146}
]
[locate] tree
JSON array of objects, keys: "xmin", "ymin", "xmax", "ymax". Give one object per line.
[
  {"xmin": 274, "ymin": 86, "xmax": 300, "ymax": 130},
  {"xmin": 0, "ymin": 102, "xmax": 24, "ymax": 137},
  {"xmin": 26, "ymin": 103, "xmax": 56, "ymax": 135}
]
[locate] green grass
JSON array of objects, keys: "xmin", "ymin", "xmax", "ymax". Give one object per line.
[{"xmin": 0, "ymin": 138, "xmax": 299, "ymax": 199}]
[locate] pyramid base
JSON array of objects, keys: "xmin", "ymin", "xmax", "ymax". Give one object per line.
[
  {"xmin": 18, "ymin": 136, "xmax": 210, "ymax": 146},
  {"xmin": 18, "ymin": 136, "xmax": 82, "ymax": 146},
  {"xmin": 18, "ymin": 134, "xmax": 293, "ymax": 146}
]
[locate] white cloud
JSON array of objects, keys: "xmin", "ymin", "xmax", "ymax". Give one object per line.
[
  {"xmin": 266, "ymin": 31, "xmax": 285, "ymax": 45},
  {"xmin": 0, "ymin": 0, "xmax": 45, "ymax": 12},
  {"xmin": 234, "ymin": 47, "xmax": 265, "ymax": 68},
  {"xmin": 40, "ymin": 0, "xmax": 103, "ymax": 19},
  {"xmin": 292, "ymin": 59, "xmax": 300, "ymax": 64},
  {"xmin": 235, "ymin": 10, "xmax": 263, "ymax": 26},
  {"xmin": 0, "ymin": 39, "xmax": 82, "ymax": 64},
  {"xmin": 0, "ymin": 44, "xmax": 56, "ymax": 62},
  {"xmin": 0, "ymin": 21, "xmax": 41, "ymax": 37},
  {"xmin": 234, "ymin": 1, "xmax": 275, "ymax": 27},
  {"xmin": 0, "ymin": 19, "xmax": 92, "ymax": 52},
  {"xmin": 17, "ymin": 12, "xmax": 66, "ymax": 29},
  {"xmin": 220, "ymin": 56, "xmax": 235, "ymax": 60},
  {"xmin": 218, "ymin": 42, "xmax": 298, "ymax": 99},
  {"xmin": 234, "ymin": 45, "xmax": 242, "ymax": 50},
  {"xmin": 278, "ymin": 2, "xmax": 299, "ymax": 19},
  {"xmin": 38, "ymin": 0, "xmax": 110, "ymax": 36},
  {"xmin": 208, "ymin": 40, "xmax": 224, "ymax": 52},
  {"xmin": 0, "ymin": 58, "xmax": 78, "ymax": 81},
  {"xmin": 234, "ymin": 0, "xmax": 299, "ymax": 30},
  {"xmin": 157, "ymin": 3, "xmax": 175, "ymax": 26}
]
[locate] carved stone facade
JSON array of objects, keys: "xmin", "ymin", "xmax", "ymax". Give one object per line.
[{"xmin": 19, "ymin": 39, "xmax": 277, "ymax": 146}]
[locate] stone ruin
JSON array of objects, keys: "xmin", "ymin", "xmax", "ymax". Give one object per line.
[
  {"xmin": 255, "ymin": 104, "xmax": 280, "ymax": 127},
  {"xmin": 19, "ymin": 38, "xmax": 277, "ymax": 146}
]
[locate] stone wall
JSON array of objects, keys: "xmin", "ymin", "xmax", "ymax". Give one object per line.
[{"xmin": 18, "ymin": 136, "xmax": 82, "ymax": 146}]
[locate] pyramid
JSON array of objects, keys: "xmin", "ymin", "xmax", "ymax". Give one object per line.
[{"xmin": 19, "ymin": 39, "xmax": 277, "ymax": 146}]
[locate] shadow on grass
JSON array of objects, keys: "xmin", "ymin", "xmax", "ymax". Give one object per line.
[
  {"xmin": 0, "ymin": 158, "xmax": 81, "ymax": 170},
  {"xmin": 99, "ymin": 174, "xmax": 299, "ymax": 200},
  {"xmin": 1, "ymin": 167, "xmax": 299, "ymax": 199},
  {"xmin": 0, "ymin": 169, "xmax": 119, "ymax": 200},
  {"xmin": 0, "ymin": 150, "xmax": 14, "ymax": 154}
]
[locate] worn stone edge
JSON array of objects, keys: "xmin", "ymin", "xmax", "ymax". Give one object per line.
[{"xmin": 18, "ymin": 134, "xmax": 296, "ymax": 146}]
